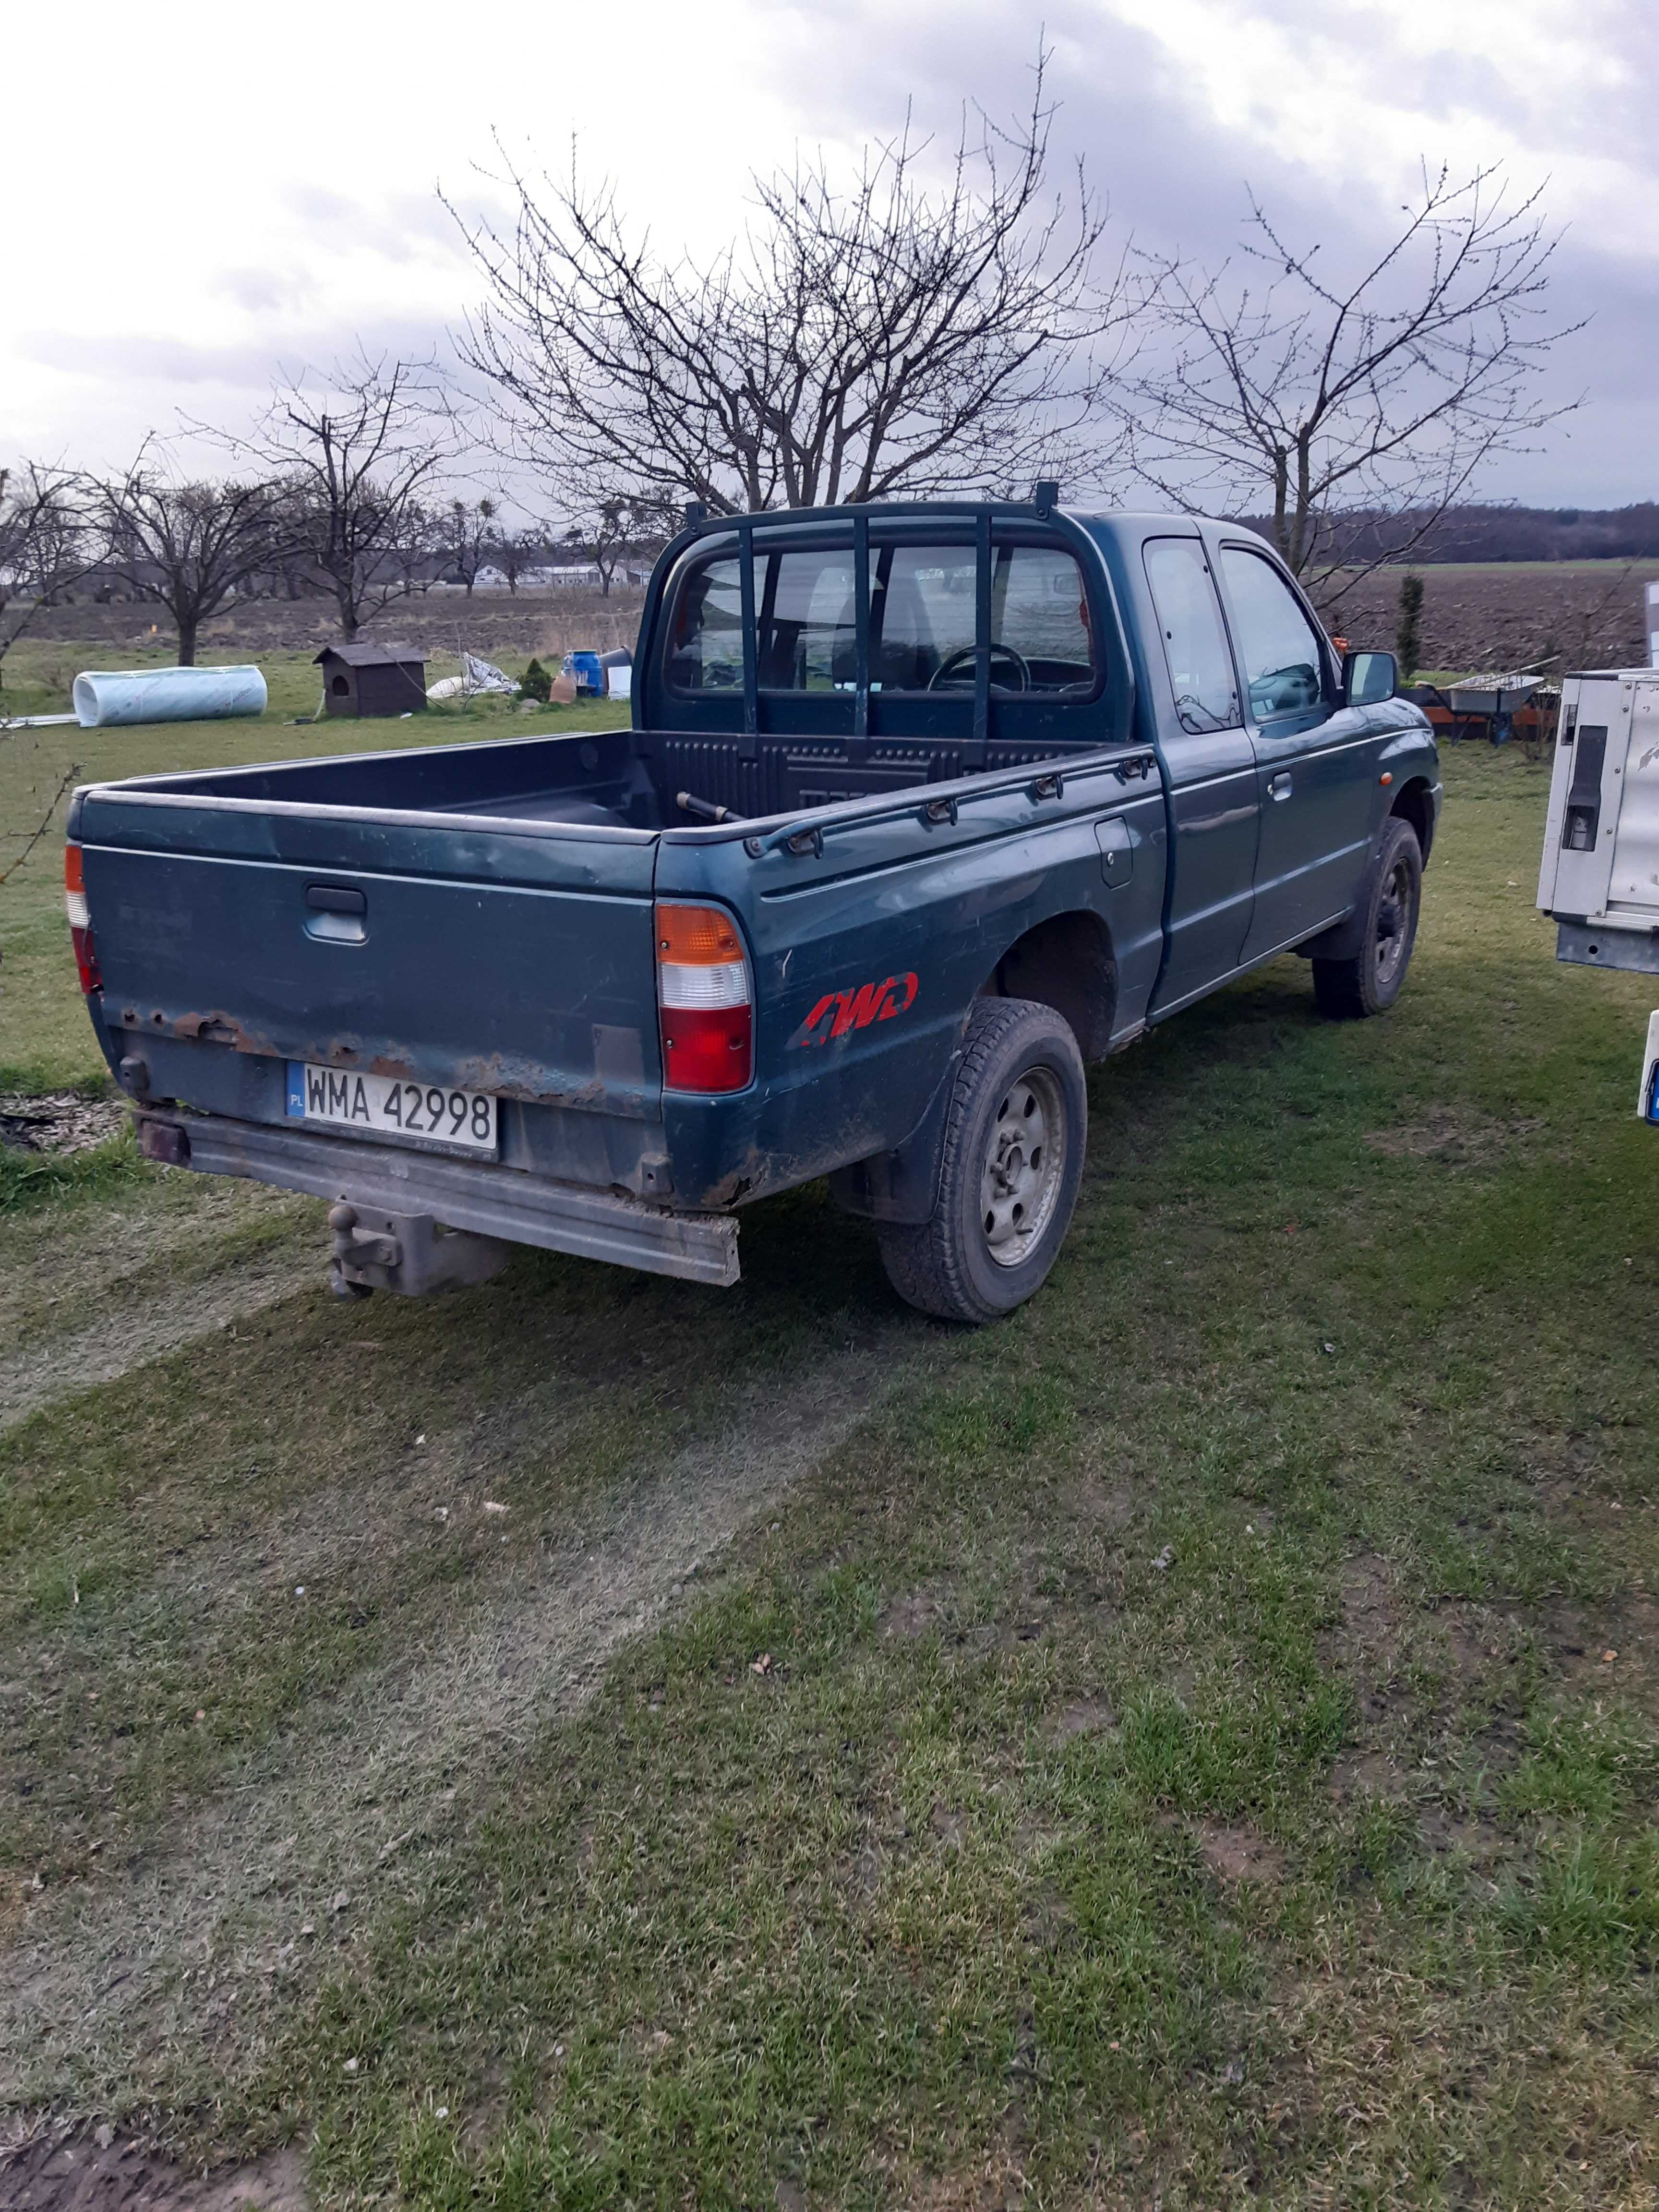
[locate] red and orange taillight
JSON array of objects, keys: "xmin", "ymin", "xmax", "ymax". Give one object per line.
[
  {"xmin": 656, "ymin": 902, "xmax": 752, "ymax": 1094},
  {"xmin": 64, "ymin": 844, "xmax": 101, "ymax": 994}
]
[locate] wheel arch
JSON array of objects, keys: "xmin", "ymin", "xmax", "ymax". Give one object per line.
[
  {"xmin": 1390, "ymin": 775, "xmax": 1436, "ymax": 864},
  {"xmin": 978, "ymin": 907, "xmax": 1118, "ymax": 1061}
]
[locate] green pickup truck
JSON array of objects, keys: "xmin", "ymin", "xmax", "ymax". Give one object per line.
[{"xmin": 67, "ymin": 496, "xmax": 1440, "ymax": 1320}]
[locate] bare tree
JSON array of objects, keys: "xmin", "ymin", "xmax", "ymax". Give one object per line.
[
  {"xmin": 383, "ymin": 499, "xmax": 442, "ymax": 598},
  {"xmin": 1118, "ymin": 165, "xmax": 1577, "ymax": 612},
  {"xmin": 0, "ymin": 464, "xmax": 94, "ymax": 695},
  {"xmin": 0, "ymin": 465, "xmax": 90, "ymax": 632},
  {"xmin": 0, "ymin": 466, "xmax": 96, "ymax": 888},
  {"xmin": 452, "ymin": 60, "xmax": 1131, "ymax": 514},
  {"xmin": 439, "ymin": 495, "xmax": 499, "ymax": 593},
  {"xmin": 216, "ymin": 354, "xmax": 453, "ymax": 637},
  {"xmin": 559, "ymin": 494, "xmax": 675, "ymax": 596},
  {"xmin": 492, "ymin": 524, "xmax": 544, "ymax": 594},
  {"xmin": 92, "ymin": 453, "xmax": 278, "ymax": 663},
  {"xmin": 244, "ymin": 479, "xmax": 327, "ymax": 602}
]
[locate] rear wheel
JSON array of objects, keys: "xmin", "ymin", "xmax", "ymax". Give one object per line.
[
  {"xmin": 1312, "ymin": 817, "xmax": 1422, "ymax": 1019},
  {"xmin": 878, "ymin": 998, "xmax": 1086, "ymax": 1323}
]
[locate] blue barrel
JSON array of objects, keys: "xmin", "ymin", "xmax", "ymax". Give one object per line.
[{"xmin": 562, "ymin": 651, "xmax": 605, "ymax": 696}]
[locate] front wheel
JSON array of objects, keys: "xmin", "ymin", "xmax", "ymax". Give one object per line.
[
  {"xmin": 878, "ymin": 998, "xmax": 1086, "ymax": 1323},
  {"xmin": 1312, "ymin": 817, "xmax": 1423, "ymax": 1019}
]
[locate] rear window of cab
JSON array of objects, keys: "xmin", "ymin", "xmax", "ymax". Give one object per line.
[{"xmin": 667, "ymin": 535, "xmax": 1100, "ymax": 698}]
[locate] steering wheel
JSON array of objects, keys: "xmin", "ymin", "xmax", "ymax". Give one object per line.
[{"xmin": 927, "ymin": 643, "xmax": 1032, "ymax": 694}]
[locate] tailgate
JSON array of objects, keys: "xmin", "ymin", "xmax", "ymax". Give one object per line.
[{"xmin": 77, "ymin": 793, "xmax": 663, "ymax": 1117}]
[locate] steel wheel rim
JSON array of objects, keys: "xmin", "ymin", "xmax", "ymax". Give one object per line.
[
  {"xmin": 1374, "ymin": 858, "xmax": 1413, "ymax": 987},
  {"xmin": 979, "ymin": 1064, "xmax": 1066, "ymax": 1268}
]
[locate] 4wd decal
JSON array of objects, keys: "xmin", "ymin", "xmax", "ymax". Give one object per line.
[{"xmin": 789, "ymin": 970, "xmax": 918, "ymax": 1049}]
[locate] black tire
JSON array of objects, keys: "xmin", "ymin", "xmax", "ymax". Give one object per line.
[
  {"xmin": 878, "ymin": 997, "xmax": 1086, "ymax": 1324},
  {"xmin": 1311, "ymin": 817, "xmax": 1423, "ymax": 1020}
]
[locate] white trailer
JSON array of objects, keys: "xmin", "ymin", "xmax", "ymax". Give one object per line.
[{"xmin": 1536, "ymin": 667, "xmax": 1659, "ymax": 1119}]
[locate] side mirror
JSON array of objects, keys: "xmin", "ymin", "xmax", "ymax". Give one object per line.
[{"xmin": 1342, "ymin": 649, "xmax": 1398, "ymax": 708}]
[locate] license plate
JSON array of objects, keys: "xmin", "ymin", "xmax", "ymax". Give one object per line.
[{"xmin": 286, "ymin": 1062, "xmax": 498, "ymax": 1154}]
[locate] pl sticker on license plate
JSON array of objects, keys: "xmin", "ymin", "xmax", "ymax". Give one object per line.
[{"xmin": 286, "ymin": 1062, "xmax": 498, "ymax": 1153}]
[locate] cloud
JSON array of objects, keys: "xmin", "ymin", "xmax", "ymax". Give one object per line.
[
  {"xmin": 213, "ymin": 266, "xmax": 318, "ymax": 315},
  {"xmin": 8, "ymin": 318, "xmax": 467, "ymax": 483},
  {"xmin": 19, "ymin": 332, "xmax": 289, "ymax": 390},
  {"xmin": 283, "ymin": 179, "xmax": 499, "ymax": 270},
  {"xmin": 751, "ymin": 0, "xmax": 1657, "ymax": 504}
]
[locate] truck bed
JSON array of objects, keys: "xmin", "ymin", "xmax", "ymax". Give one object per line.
[{"xmin": 118, "ymin": 720, "xmax": 1118, "ymax": 832}]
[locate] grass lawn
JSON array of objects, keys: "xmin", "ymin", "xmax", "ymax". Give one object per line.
[{"xmin": 1, "ymin": 715, "xmax": 1657, "ymax": 2208}]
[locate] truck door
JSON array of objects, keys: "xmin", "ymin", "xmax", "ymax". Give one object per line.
[
  {"xmin": 1216, "ymin": 541, "xmax": 1377, "ymax": 960},
  {"xmin": 1141, "ymin": 536, "xmax": 1260, "ymax": 1012}
]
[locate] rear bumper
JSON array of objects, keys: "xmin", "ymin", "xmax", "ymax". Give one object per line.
[{"xmin": 135, "ymin": 1108, "xmax": 740, "ymax": 1288}]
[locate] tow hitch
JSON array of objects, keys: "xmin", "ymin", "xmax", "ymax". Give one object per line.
[{"xmin": 327, "ymin": 1202, "xmax": 510, "ymax": 1299}]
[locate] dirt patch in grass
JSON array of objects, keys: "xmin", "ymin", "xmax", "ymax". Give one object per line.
[
  {"xmin": 1430, "ymin": 1593, "xmax": 1659, "ymax": 1704},
  {"xmin": 1196, "ymin": 1822, "xmax": 1287, "ymax": 1885},
  {"xmin": 1362, "ymin": 1110, "xmax": 1545, "ymax": 1163},
  {"xmin": 0, "ymin": 2122, "xmax": 306, "ymax": 2211},
  {"xmin": 928, "ymin": 1802, "xmax": 968, "ymax": 1851},
  {"xmin": 1535, "ymin": 1593, "xmax": 1659, "ymax": 1700},
  {"xmin": 1338, "ymin": 1552, "xmax": 1395, "ymax": 1637},
  {"xmin": 1327, "ymin": 1749, "xmax": 1401, "ymax": 1801},
  {"xmin": 896, "ymin": 2141, "xmax": 1032, "ymax": 2212},
  {"xmin": 1049, "ymin": 1696, "xmax": 1117, "ymax": 1742},
  {"xmin": 1320, "ymin": 1553, "xmax": 1407, "ymax": 1730},
  {"xmin": 0, "ymin": 1095, "xmax": 128, "ymax": 1156},
  {"xmin": 878, "ymin": 1584, "xmax": 958, "ymax": 1639},
  {"xmin": 1068, "ymin": 1473, "xmax": 1142, "ymax": 1531}
]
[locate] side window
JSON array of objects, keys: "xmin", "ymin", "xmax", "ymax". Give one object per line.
[
  {"xmin": 1219, "ymin": 546, "xmax": 1328, "ymax": 721},
  {"xmin": 667, "ymin": 556, "xmax": 743, "ymax": 691},
  {"xmin": 756, "ymin": 547, "xmax": 857, "ymax": 691},
  {"xmin": 991, "ymin": 544, "xmax": 1096, "ymax": 693},
  {"xmin": 1142, "ymin": 539, "xmax": 1239, "ymax": 733},
  {"xmin": 869, "ymin": 544, "xmax": 977, "ymax": 691}
]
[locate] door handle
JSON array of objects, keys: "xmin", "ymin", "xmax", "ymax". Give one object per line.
[
  {"xmin": 1269, "ymin": 771, "xmax": 1293, "ymax": 802},
  {"xmin": 304, "ymin": 882, "xmax": 367, "ymax": 943}
]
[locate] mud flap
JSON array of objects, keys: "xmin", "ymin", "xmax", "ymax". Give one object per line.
[
  {"xmin": 827, "ymin": 1050, "xmax": 963, "ymax": 1225},
  {"xmin": 1293, "ymin": 905, "xmax": 1365, "ymax": 961}
]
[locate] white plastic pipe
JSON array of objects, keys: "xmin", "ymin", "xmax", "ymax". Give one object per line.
[{"xmin": 72, "ymin": 664, "xmax": 268, "ymax": 729}]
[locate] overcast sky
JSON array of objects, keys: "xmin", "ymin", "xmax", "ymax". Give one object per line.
[{"xmin": 7, "ymin": 0, "xmax": 1653, "ymax": 510}]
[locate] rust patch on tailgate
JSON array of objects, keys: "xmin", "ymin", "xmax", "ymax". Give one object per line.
[
  {"xmin": 117, "ymin": 1007, "xmax": 283, "ymax": 1056},
  {"xmin": 453, "ymin": 1051, "xmax": 605, "ymax": 1107},
  {"xmin": 116, "ymin": 1014, "xmax": 646, "ymax": 1110}
]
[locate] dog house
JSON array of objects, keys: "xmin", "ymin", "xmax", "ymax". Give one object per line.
[{"xmin": 313, "ymin": 644, "xmax": 427, "ymax": 718}]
